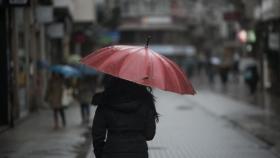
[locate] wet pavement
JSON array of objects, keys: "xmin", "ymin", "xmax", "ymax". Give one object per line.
[
  {"xmin": 2, "ymin": 86, "xmax": 280, "ymax": 158},
  {"xmin": 147, "ymin": 89, "xmax": 279, "ymax": 158},
  {"xmin": 192, "ymin": 73, "xmax": 280, "ymax": 154},
  {"xmin": 0, "ymin": 104, "xmax": 92, "ymax": 158}
]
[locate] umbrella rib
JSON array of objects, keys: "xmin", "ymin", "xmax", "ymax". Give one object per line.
[
  {"xmin": 155, "ymin": 55, "xmax": 182, "ymax": 92},
  {"xmin": 161, "ymin": 55, "xmax": 194, "ymax": 93},
  {"xmin": 102, "ymin": 46, "xmax": 141, "ymax": 76},
  {"xmin": 157, "ymin": 53, "xmax": 187, "ymax": 91},
  {"xmin": 118, "ymin": 47, "xmax": 144, "ymax": 68},
  {"xmin": 149, "ymin": 53, "xmax": 166, "ymax": 88}
]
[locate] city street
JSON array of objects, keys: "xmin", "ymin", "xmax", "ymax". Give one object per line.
[
  {"xmin": 1, "ymin": 0, "xmax": 280, "ymax": 158},
  {"xmin": 1, "ymin": 89, "xmax": 280, "ymax": 158},
  {"xmin": 85, "ymin": 89, "xmax": 280, "ymax": 158}
]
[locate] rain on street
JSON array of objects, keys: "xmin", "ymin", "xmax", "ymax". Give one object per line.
[{"xmin": 1, "ymin": 0, "xmax": 280, "ymax": 158}]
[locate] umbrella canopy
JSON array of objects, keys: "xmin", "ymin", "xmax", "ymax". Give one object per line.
[
  {"xmin": 81, "ymin": 45, "xmax": 195, "ymax": 95},
  {"xmin": 49, "ymin": 65, "xmax": 81, "ymax": 78}
]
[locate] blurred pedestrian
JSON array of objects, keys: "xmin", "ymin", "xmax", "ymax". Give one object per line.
[
  {"xmin": 91, "ymin": 75, "xmax": 158, "ymax": 158},
  {"xmin": 75, "ymin": 77, "xmax": 95, "ymax": 124},
  {"xmin": 197, "ymin": 53, "xmax": 207, "ymax": 75},
  {"xmin": 232, "ymin": 51, "xmax": 241, "ymax": 83},
  {"xmin": 244, "ymin": 65, "xmax": 259, "ymax": 94},
  {"xmin": 45, "ymin": 73, "xmax": 66, "ymax": 129},
  {"xmin": 219, "ymin": 65, "xmax": 230, "ymax": 90},
  {"xmin": 183, "ymin": 57, "xmax": 196, "ymax": 79},
  {"xmin": 240, "ymin": 55, "xmax": 259, "ymax": 94},
  {"xmin": 218, "ymin": 48, "xmax": 233, "ymax": 91},
  {"xmin": 207, "ymin": 56, "xmax": 220, "ymax": 84}
]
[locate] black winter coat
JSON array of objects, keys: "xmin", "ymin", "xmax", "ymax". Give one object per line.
[{"xmin": 92, "ymin": 93, "xmax": 156, "ymax": 158}]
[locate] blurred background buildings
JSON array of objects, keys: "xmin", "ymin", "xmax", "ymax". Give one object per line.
[
  {"xmin": 0, "ymin": 0, "xmax": 98, "ymax": 128},
  {"xmin": 0, "ymin": 0, "xmax": 280, "ymax": 140}
]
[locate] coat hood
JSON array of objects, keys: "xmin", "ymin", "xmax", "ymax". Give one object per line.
[{"xmin": 92, "ymin": 92, "xmax": 141, "ymax": 113}]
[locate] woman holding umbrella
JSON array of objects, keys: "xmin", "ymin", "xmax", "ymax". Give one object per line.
[
  {"xmin": 82, "ymin": 39, "xmax": 195, "ymax": 158},
  {"xmin": 91, "ymin": 75, "xmax": 158, "ymax": 158}
]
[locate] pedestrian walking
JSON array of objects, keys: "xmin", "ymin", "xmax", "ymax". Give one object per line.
[
  {"xmin": 207, "ymin": 56, "xmax": 220, "ymax": 84},
  {"xmin": 219, "ymin": 65, "xmax": 230, "ymax": 89},
  {"xmin": 232, "ymin": 51, "xmax": 241, "ymax": 83},
  {"xmin": 183, "ymin": 56, "xmax": 196, "ymax": 79},
  {"xmin": 197, "ymin": 52, "xmax": 207, "ymax": 76},
  {"xmin": 244, "ymin": 65, "xmax": 259, "ymax": 94},
  {"xmin": 91, "ymin": 75, "xmax": 158, "ymax": 158},
  {"xmin": 239, "ymin": 54, "xmax": 259, "ymax": 94},
  {"xmin": 81, "ymin": 43, "xmax": 195, "ymax": 158},
  {"xmin": 45, "ymin": 72, "xmax": 67, "ymax": 129},
  {"xmin": 75, "ymin": 77, "xmax": 95, "ymax": 124}
]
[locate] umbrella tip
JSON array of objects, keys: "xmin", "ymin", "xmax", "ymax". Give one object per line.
[{"xmin": 145, "ymin": 36, "xmax": 152, "ymax": 48}]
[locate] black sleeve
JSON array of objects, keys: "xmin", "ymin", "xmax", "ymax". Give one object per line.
[
  {"xmin": 144, "ymin": 109, "xmax": 156, "ymax": 141},
  {"xmin": 92, "ymin": 106, "xmax": 107, "ymax": 158}
]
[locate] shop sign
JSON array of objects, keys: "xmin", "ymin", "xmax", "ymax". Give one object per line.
[
  {"xmin": 268, "ymin": 33, "xmax": 280, "ymax": 51},
  {"xmin": 247, "ymin": 30, "xmax": 256, "ymax": 43},
  {"xmin": 142, "ymin": 16, "xmax": 172, "ymax": 24},
  {"xmin": 47, "ymin": 23, "xmax": 64, "ymax": 39},
  {"xmin": 223, "ymin": 11, "xmax": 241, "ymax": 21},
  {"xmin": 35, "ymin": 6, "xmax": 53, "ymax": 24}
]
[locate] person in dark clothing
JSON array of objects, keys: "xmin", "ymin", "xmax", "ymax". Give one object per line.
[
  {"xmin": 219, "ymin": 66, "xmax": 229, "ymax": 87},
  {"xmin": 91, "ymin": 75, "xmax": 158, "ymax": 158},
  {"xmin": 244, "ymin": 65, "xmax": 259, "ymax": 94}
]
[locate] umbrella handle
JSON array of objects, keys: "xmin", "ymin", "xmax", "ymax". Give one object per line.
[{"xmin": 145, "ymin": 36, "xmax": 152, "ymax": 48}]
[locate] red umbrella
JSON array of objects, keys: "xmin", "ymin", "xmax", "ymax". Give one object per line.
[{"xmin": 81, "ymin": 45, "xmax": 195, "ymax": 95}]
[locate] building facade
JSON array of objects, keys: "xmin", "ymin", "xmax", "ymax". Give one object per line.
[
  {"xmin": 254, "ymin": 0, "xmax": 280, "ymax": 93},
  {"xmin": 117, "ymin": 0, "xmax": 188, "ymax": 45},
  {"xmin": 0, "ymin": 0, "xmax": 92, "ymax": 129}
]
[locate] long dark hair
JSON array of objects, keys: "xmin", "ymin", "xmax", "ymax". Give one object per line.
[{"xmin": 103, "ymin": 75, "xmax": 159, "ymax": 122}]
